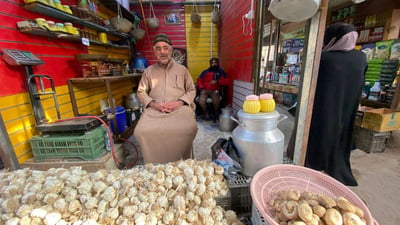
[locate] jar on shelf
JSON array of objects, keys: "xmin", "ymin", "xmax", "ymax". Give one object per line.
[
  {"xmin": 64, "ymin": 22, "xmax": 73, "ymax": 34},
  {"xmin": 63, "ymin": 5, "xmax": 73, "ymax": 15},
  {"xmin": 47, "ymin": 0, "xmax": 55, "ymax": 7},
  {"xmin": 46, "ymin": 20, "xmax": 56, "ymax": 31},
  {"xmin": 55, "ymin": 23, "xmax": 65, "ymax": 32},
  {"xmin": 35, "ymin": 18, "xmax": 47, "ymax": 29},
  {"xmin": 259, "ymin": 93, "xmax": 276, "ymax": 113},
  {"xmin": 243, "ymin": 95, "xmax": 261, "ymax": 114},
  {"xmin": 98, "ymin": 32, "xmax": 108, "ymax": 43},
  {"xmin": 53, "ymin": 0, "xmax": 63, "ymax": 11}
]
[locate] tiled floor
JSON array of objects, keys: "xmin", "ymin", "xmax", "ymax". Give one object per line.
[{"xmin": 193, "ymin": 119, "xmax": 232, "ymax": 160}]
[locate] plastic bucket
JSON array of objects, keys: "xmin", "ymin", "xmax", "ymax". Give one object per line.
[{"xmin": 108, "ymin": 106, "xmax": 127, "ymax": 133}]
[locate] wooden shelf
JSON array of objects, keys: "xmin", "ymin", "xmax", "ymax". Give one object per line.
[
  {"xmin": 68, "ymin": 74, "xmax": 141, "ymax": 83},
  {"xmin": 262, "ymin": 82, "xmax": 299, "ymax": 94},
  {"xmin": 19, "ymin": 25, "xmax": 129, "ymax": 49},
  {"xmin": 68, "ymin": 74, "xmax": 142, "ymax": 135},
  {"xmin": 360, "ymin": 98, "xmax": 390, "ymax": 108},
  {"xmin": 23, "ymin": 2, "xmax": 129, "ymax": 39}
]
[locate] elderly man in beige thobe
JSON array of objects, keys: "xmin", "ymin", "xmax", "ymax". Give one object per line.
[{"xmin": 134, "ymin": 33, "xmax": 198, "ymax": 164}]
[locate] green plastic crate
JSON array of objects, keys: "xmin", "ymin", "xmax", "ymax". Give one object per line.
[{"xmin": 30, "ymin": 126, "xmax": 106, "ymax": 162}]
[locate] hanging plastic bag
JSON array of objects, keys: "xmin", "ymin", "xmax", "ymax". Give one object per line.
[
  {"xmin": 211, "ymin": 1, "xmax": 220, "ymax": 24},
  {"xmin": 191, "ymin": 3, "xmax": 201, "ymax": 24},
  {"xmin": 110, "ymin": 3, "xmax": 132, "ymax": 33},
  {"xmin": 268, "ymin": 0, "xmax": 321, "ymax": 22},
  {"xmin": 145, "ymin": 2, "xmax": 159, "ymax": 29}
]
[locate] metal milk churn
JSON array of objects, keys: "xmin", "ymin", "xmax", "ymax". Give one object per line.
[
  {"xmin": 231, "ymin": 110, "xmax": 287, "ymax": 176},
  {"xmin": 219, "ymin": 107, "xmax": 236, "ymax": 132}
]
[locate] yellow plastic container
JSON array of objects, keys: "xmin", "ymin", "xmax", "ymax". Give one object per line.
[
  {"xmin": 243, "ymin": 95, "xmax": 261, "ymax": 114},
  {"xmin": 53, "ymin": 0, "xmax": 63, "ymax": 11},
  {"xmin": 46, "ymin": 20, "xmax": 56, "ymax": 31},
  {"xmin": 55, "ymin": 22, "xmax": 65, "ymax": 32},
  {"xmin": 72, "ymin": 27, "xmax": 80, "ymax": 35},
  {"xmin": 47, "ymin": 0, "xmax": 55, "ymax": 7},
  {"xmin": 98, "ymin": 32, "xmax": 108, "ymax": 43},
  {"xmin": 35, "ymin": 18, "xmax": 47, "ymax": 29},
  {"xmin": 259, "ymin": 93, "xmax": 276, "ymax": 112},
  {"xmin": 64, "ymin": 22, "xmax": 74, "ymax": 34},
  {"xmin": 63, "ymin": 5, "xmax": 73, "ymax": 14}
]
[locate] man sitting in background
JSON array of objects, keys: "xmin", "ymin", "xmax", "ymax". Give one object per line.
[{"xmin": 197, "ymin": 57, "xmax": 229, "ymax": 121}]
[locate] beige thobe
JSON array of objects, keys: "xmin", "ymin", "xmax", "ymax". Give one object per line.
[{"xmin": 134, "ymin": 60, "xmax": 198, "ymax": 164}]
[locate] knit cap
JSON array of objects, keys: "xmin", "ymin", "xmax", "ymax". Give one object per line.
[{"xmin": 153, "ymin": 33, "xmax": 172, "ymax": 46}]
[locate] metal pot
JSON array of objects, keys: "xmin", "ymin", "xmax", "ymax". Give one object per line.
[
  {"xmin": 126, "ymin": 92, "xmax": 140, "ymax": 110},
  {"xmin": 231, "ymin": 110, "xmax": 287, "ymax": 176},
  {"xmin": 219, "ymin": 107, "xmax": 236, "ymax": 132}
]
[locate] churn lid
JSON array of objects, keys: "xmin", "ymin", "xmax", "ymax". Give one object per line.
[{"xmin": 237, "ymin": 109, "xmax": 280, "ymax": 121}]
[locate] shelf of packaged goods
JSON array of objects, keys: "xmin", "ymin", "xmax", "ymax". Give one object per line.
[
  {"xmin": 23, "ymin": 2, "xmax": 129, "ymax": 39},
  {"xmin": 67, "ymin": 74, "xmax": 142, "ymax": 135},
  {"xmin": 18, "ymin": 28, "xmax": 129, "ymax": 49},
  {"xmin": 262, "ymin": 83, "xmax": 299, "ymax": 95}
]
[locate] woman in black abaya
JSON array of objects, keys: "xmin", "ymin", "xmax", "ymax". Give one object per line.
[{"xmin": 305, "ymin": 22, "xmax": 368, "ymax": 186}]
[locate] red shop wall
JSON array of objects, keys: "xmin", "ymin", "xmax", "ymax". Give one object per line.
[
  {"xmin": 219, "ymin": 0, "xmax": 255, "ymax": 83},
  {"xmin": 131, "ymin": 3, "xmax": 186, "ymax": 65},
  {"xmin": 0, "ymin": 0, "xmax": 84, "ymax": 97}
]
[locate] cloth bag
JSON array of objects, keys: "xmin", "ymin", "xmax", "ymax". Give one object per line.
[
  {"xmin": 191, "ymin": 3, "xmax": 201, "ymax": 24},
  {"xmin": 145, "ymin": 2, "xmax": 159, "ymax": 29},
  {"xmin": 211, "ymin": 3, "xmax": 220, "ymax": 24}
]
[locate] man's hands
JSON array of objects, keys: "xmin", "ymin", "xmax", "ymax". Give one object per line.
[
  {"xmin": 210, "ymin": 80, "xmax": 218, "ymax": 85},
  {"xmin": 149, "ymin": 100, "xmax": 184, "ymax": 113}
]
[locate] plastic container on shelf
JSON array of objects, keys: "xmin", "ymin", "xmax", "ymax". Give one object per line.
[
  {"xmin": 55, "ymin": 22, "xmax": 66, "ymax": 32},
  {"xmin": 64, "ymin": 22, "xmax": 74, "ymax": 34},
  {"xmin": 53, "ymin": 0, "xmax": 63, "ymax": 11},
  {"xmin": 63, "ymin": 5, "xmax": 73, "ymax": 14},
  {"xmin": 35, "ymin": 18, "xmax": 47, "ymax": 29},
  {"xmin": 98, "ymin": 32, "xmax": 108, "ymax": 43},
  {"xmin": 47, "ymin": 0, "xmax": 55, "ymax": 7},
  {"xmin": 368, "ymin": 81, "xmax": 381, "ymax": 101},
  {"xmin": 46, "ymin": 20, "xmax": 56, "ymax": 31},
  {"xmin": 362, "ymin": 82, "xmax": 371, "ymax": 99}
]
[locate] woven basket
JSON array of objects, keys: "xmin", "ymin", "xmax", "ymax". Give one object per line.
[
  {"xmin": 211, "ymin": 5, "xmax": 220, "ymax": 24},
  {"xmin": 130, "ymin": 28, "xmax": 145, "ymax": 41},
  {"xmin": 191, "ymin": 13, "xmax": 201, "ymax": 24},
  {"xmin": 110, "ymin": 17, "xmax": 132, "ymax": 33},
  {"xmin": 191, "ymin": 3, "xmax": 201, "ymax": 24},
  {"xmin": 250, "ymin": 164, "xmax": 378, "ymax": 225},
  {"xmin": 145, "ymin": 18, "xmax": 159, "ymax": 29},
  {"xmin": 146, "ymin": 2, "xmax": 159, "ymax": 29}
]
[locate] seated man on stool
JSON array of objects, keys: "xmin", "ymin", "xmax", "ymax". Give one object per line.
[{"xmin": 197, "ymin": 57, "xmax": 229, "ymax": 121}]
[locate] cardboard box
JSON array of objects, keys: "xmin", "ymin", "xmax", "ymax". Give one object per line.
[{"xmin": 361, "ymin": 108, "xmax": 400, "ymax": 132}]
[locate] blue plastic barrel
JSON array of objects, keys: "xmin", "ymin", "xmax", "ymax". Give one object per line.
[{"xmin": 108, "ymin": 106, "xmax": 127, "ymax": 134}]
